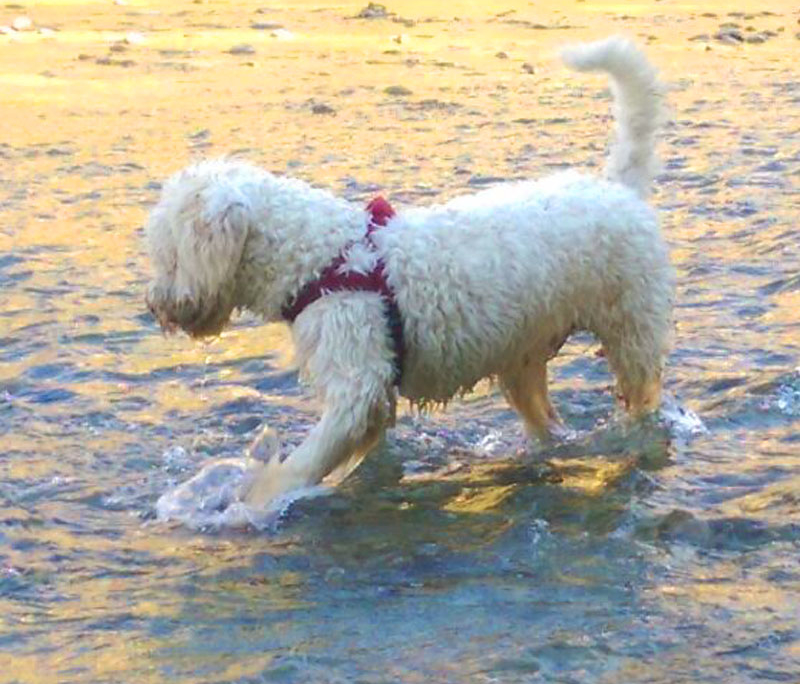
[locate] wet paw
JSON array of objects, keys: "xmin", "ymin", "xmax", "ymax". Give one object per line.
[
  {"xmin": 248, "ymin": 425, "xmax": 281, "ymax": 463},
  {"xmin": 241, "ymin": 459, "xmax": 301, "ymax": 508}
]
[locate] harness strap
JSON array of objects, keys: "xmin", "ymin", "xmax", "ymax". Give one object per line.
[{"xmin": 281, "ymin": 197, "xmax": 405, "ymax": 385}]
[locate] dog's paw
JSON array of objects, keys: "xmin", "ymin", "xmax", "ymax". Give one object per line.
[
  {"xmin": 239, "ymin": 454, "xmax": 312, "ymax": 510},
  {"xmin": 241, "ymin": 426, "xmax": 310, "ymax": 508},
  {"xmin": 247, "ymin": 425, "xmax": 281, "ymax": 463}
]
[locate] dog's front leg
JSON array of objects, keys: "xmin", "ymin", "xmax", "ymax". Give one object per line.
[
  {"xmin": 243, "ymin": 293, "xmax": 396, "ymax": 508},
  {"xmin": 242, "ymin": 399, "xmax": 386, "ymax": 508}
]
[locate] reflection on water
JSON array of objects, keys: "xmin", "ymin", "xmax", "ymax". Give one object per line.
[{"xmin": 1, "ymin": 0, "xmax": 799, "ymax": 682}]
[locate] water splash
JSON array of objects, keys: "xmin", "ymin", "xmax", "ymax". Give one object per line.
[
  {"xmin": 155, "ymin": 426, "xmax": 331, "ymax": 530},
  {"xmin": 658, "ymin": 394, "xmax": 707, "ymax": 438},
  {"xmin": 774, "ymin": 369, "xmax": 800, "ymax": 416},
  {"xmin": 155, "ymin": 455, "xmax": 331, "ymax": 530}
]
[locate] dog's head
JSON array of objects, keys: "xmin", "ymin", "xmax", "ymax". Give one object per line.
[{"xmin": 145, "ymin": 161, "xmax": 253, "ymax": 339}]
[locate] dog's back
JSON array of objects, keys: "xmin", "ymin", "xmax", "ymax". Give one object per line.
[
  {"xmin": 379, "ymin": 38, "xmax": 672, "ymax": 408},
  {"xmin": 382, "ymin": 171, "xmax": 669, "ymax": 403}
]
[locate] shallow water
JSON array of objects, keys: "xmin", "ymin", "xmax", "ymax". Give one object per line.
[{"xmin": 1, "ymin": 0, "xmax": 799, "ymax": 682}]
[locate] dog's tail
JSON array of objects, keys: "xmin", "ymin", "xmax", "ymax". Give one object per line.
[{"xmin": 561, "ymin": 37, "xmax": 664, "ymax": 198}]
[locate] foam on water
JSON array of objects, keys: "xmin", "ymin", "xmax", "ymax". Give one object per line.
[
  {"xmin": 156, "ymin": 456, "xmax": 331, "ymax": 530},
  {"xmin": 774, "ymin": 368, "xmax": 800, "ymax": 416},
  {"xmin": 658, "ymin": 394, "xmax": 707, "ymax": 438},
  {"xmin": 157, "ymin": 397, "xmax": 707, "ymax": 532},
  {"xmin": 156, "ymin": 427, "xmax": 331, "ymax": 530},
  {"xmin": 152, "ymin": 395, "xmax": 702, "ymax": 514}
]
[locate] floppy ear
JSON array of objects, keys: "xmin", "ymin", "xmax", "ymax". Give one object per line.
[{"xmin": 173, "ymin": 189, "xmax": 250, "ymax": 302}]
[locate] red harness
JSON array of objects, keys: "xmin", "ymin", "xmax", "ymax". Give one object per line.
[{"xmin": 281, "ymin": 197, "xmax": 405, "ymax": 384}]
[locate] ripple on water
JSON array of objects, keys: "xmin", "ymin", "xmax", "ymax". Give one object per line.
[{"xmin": 0, "ymin": 7, "xmax": 799, "ymax": 682}]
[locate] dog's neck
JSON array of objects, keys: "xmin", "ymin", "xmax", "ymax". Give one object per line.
[{"xmin": 233, "ymin": 172, "xmax": 367, "ymax": 322}]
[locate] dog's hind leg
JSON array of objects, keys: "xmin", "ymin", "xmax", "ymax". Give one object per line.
[
  {"xmin": 593, "ymin": 312, "xmax": 667, "ymax": 418},
  {"xmin": 618, "ymin": 372, "xmax": 662, "ymax": 417},
  {"xmin": 500, "ymin": 354, "xmax": 565, "ymax": 442}
]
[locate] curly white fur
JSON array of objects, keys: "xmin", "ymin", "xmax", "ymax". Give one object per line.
[{"xmin": 145, "ymin": 37, "xmax": 674, "ymax": 507}]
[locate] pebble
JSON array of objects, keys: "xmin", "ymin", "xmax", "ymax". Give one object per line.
[
  {"xmin": 251, "ymin": 21, "xmax": 282, "ymax": 30},
  {"xmin": 715, "ymin": 28, "xmax": 744, "ymax": 44},
  {"xmin": 95, "ymin": 56, "xmax": 136, "ymax": 67},
  {"xmin": 270, "ymin": 28, "xmax": 294, "ymax": 40},
  {"xmin": 384, "ymin": 85, "xmax": 412, "ymax": 96},
  {"xmin": 11, "ymin": 16, "xmax": 32, "ymax": 31},
  {"xmin": 522, "ymin": 62, "xmax": 535, "ymax": 74},
  {"xmin": 311, "ymin": 102, "xmax": 336, "ymax": 115},
  {"xmin": 124, "ymin": 31, "xmax": 146, "ymax": 45},
  {"xmin": 495, "ymin": 51, "xmax": 509, "ymax": 59},
  {"xmin": 357, "ymin": 3, "xmax": 389, "ymax": 19},
  {"xmin": 227, "ymin": 43, "xmax": 256, "ymax": 55}
]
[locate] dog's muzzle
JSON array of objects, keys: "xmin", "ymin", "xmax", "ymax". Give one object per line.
[
  {"xmin": 145, "ymin": 286, "xmax": 179, "ymax": 335},
  {"xmin": 146, "ymin": 285, "xmax": 231, "ymax": 339}
]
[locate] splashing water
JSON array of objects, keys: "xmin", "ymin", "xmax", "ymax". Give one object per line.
[
  {"xmin": 155, "ymin": 455, "xmax": 330, "ymax": 530},
  {"xmin": 775, "ymin": 369, "xmax": 800, "ymax": 416},
  {"xmin": 159, "ymin": 396, "xmax": 706, "ymax": 531}
]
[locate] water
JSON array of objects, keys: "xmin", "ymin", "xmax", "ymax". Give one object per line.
[{"xmin": 1, "ymin": 1, "xmax": 799, "ymax": 682}]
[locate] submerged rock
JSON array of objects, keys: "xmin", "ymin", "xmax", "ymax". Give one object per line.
[
  {"xmin": 356, "ymin": 3, "xmax": 390, "ymax": 19},
  {"xmin": 384, "ymin": 84, "xmax": 412, "ymax": 96},
  {"xmin": 311, "ymin": 102, "xmax": 336, "ymax": 115},
  {"xmin": 715, "ymin": 27, "xmax": 744, "ymax": 43},
  {"xmin": 251, "ymin": 21, "xmax": 283, "ymax": 30},
  {"xmin": 227, "ymin": 43, "xmax": 256, "ymax": 55}
]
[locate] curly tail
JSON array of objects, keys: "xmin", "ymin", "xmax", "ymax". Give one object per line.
[{"xmin": 561, "ymin": 37, "xmax": 664, "ymax": 198}]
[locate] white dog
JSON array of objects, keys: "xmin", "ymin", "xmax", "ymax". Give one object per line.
[{"xmin": 145, "ymin": 37, "xmax": 674, "ymax": 508}]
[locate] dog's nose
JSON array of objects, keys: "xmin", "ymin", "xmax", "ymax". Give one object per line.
[
  {"xmin": 144, "ymin": 288, "xmax": 172, "ymax": 333},
  {"xmin": 145, "ymin": 296, "xmax": 162, "ymax": 327}
]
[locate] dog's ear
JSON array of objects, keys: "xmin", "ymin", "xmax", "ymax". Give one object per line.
[
  {"xmin": 145, "ymin": 161, "xmax": 260, "ymax": 337},
  {"xmin": 174, "ymin": 191, "xmax": 250, "ymax": 301}
]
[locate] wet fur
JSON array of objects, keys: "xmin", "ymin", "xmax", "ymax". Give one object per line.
[{"xmin": 145, "ymin": 37, "xmax": 674, "ymax": 507}]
